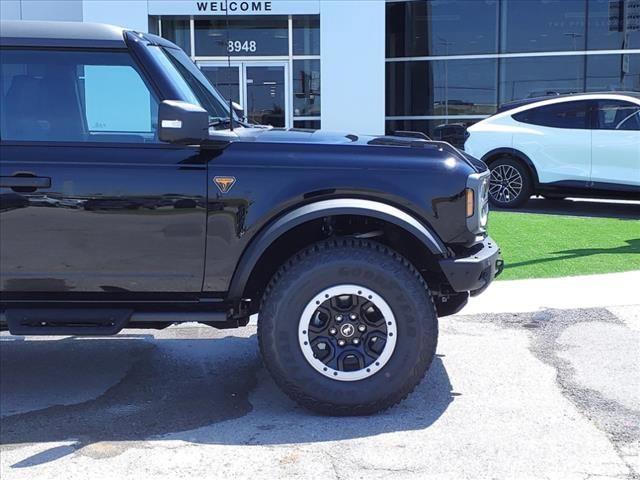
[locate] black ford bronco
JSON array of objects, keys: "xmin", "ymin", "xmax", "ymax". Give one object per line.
[{"xmin": 0, "ymin": 21, "xmax": 502, "ymax": 415}]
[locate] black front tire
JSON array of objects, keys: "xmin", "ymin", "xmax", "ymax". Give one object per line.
[
  {"xmin": 488, "ymin": 157, "xmax": 533, "ymax": 208},
  {"xmin": 258, "ymin": 239, "xmax": 438, "ymax": 416}
]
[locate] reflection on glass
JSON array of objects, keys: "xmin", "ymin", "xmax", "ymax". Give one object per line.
[
  {"xmin": 148, "ymin": 16, "xmax": 159, "ymax": 35},
  {"xmin": 588, "ymin": 0, "xmax": 640, "ymax": 50},
  {"xmin": 245, "ymin": 66, "xmax": 286, "ymax": 127},
  {"xmin": 0, "ymin": 49, "xmax": 158, "ymax": 143},
  {"xmin": 293, "ymin": 60, "xmax": 321, "ymax": 117},
  {"xmin": 293, "ymin": 16, "xmax": 320, "ymax": 55},
  {"xmin": 160, "ymin": 17, "xmax": 191, "ymax": 54},
  {"xmin": 595, "ymin": 99, "xmax": 640, "ymax": 130},
  {"xmin": 501, "ymin": 0, "xmax": 587, "ymax": 53},
  {"xmin": 201, "ymin": 66, "xmax": 241, "ymax": 106},
  {"xmin": 386, "ymin": 59, "xmax": 497, "ymax": 116},
  {"xmin": 294, "ymin": 120, "xmax": 321, "ymax": 130},
  {"xmin": 194, "ymin": 16, "xmax": 288, "ymax": 57},
  {"xmin": 499, "ymin": 56, "xmax": 584, "ymax": 104},
  {"xmin": 586, "ymin": 54, "xmax": 640, "ymax": 92},
  {"xmin": 386, "ymin": 0, "xmax": 499, "ymax": 57},
  {"xmin": 386, "ymin": 119, "xmax": 481, "ymax": 148}
]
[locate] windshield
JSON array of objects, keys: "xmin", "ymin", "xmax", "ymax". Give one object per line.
[{"xmin": 147, "ymin": 46, "xmax": 234, "ymax": 121}]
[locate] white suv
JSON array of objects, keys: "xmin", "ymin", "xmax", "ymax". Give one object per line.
[{"xmin": 465, "ymin": 93, "xmax": 640, "ymax": 208}]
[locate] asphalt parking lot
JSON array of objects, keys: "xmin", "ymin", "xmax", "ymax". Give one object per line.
[{"xmin": 1, "ymin": 302, "xmax": 639, "ymax": 479}]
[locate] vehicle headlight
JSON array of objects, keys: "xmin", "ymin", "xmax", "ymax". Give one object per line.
[
  {"xmin": 479, "ymin": 176, "xmax": 489, "ymax": 228},
  {"xmin": 466, "ymin": 172, "xmax": 490, "ymax": 234}
]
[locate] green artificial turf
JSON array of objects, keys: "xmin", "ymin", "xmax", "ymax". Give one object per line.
[{"xmin": 487, "ymin": 211, "xmax": 640, "ymax": 280}]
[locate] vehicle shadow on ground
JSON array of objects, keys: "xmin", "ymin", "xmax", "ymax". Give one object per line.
[
  {"xmin": 0, "ymin": 331, "xmax": 454, "ymax": 467},
  {"xmin": 505, "ymin": 238, "xmax": 640, "ymax": 270},
  {"xmin": 497, "ymin": 197, "xmax": 640, "ymax": 220}
]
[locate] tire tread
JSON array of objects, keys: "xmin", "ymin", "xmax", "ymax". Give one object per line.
[{"xmin": 258, "ymin": 238, "xmax": 438, "ymax": 416}]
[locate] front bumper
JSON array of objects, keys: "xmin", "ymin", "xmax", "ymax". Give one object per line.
[{"xmin": 439, "ymin": 236, "xmax": 503, "ymax": 295}]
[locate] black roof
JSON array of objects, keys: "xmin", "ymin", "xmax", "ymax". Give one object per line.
[
  {"xmin": 497, "ymin": 91, "xmax": 640, "ymax": 113},
  {"xmin": 0, "ymin": 20, "xmax": 127, "ymax": 48}
]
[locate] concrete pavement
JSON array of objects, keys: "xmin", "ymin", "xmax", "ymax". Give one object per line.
[
  {"xmin": 1, "ymin": 274, "xmax": 639, "ymax": 479},
  {"xmin": 464, "ymin": 270, "xmax": 640, "ymax": 314}
]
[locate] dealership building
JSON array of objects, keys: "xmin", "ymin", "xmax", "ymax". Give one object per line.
[{"xmin": 2, "ymin": 0, "xmax": 639, "ymax": 144}]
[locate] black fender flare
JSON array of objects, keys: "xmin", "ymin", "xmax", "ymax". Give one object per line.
[
  {"xmin": 481, "ymin": 148, "xmax": 540, "ymax": 187},
  {"xmin": 228, "ymin": 198, "xmax": 447, "ymax": 300}
]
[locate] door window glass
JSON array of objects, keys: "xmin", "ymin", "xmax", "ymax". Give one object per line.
[
  {"xmin": 0, "ymin": 49, "xmax": 158, "ymax": 143},
  {"xmin": 83, "ymin": 65, "xmax": 154, "ymax": 133},
  {"xmin": 153, "ymin": 47, "xmax": 232, "ymax": 119},
  {"xmin": 596, "ymin": 100, "xmax": 640, "ymax": 130},
  {"xmin": 245, "ymin": 66, "xmax": 286, "ymax": 127},
  {"xmin": 512, "ymin": 100, "xmax": 591, "ymax": 129}
]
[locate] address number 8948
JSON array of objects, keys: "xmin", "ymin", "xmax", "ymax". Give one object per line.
[{"xmin": 228, "ymin": 40, "xmax": 257, "ymax": 53}]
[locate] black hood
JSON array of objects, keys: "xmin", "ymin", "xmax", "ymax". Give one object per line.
[
  {"xmin": 229, "ymin": 126, "xmax": 486, "ymax": 172},
  {"xmin": 234, "ymin": 126, "xmax": 433, "ymax": 147}
]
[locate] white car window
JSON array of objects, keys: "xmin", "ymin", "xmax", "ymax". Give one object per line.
[
  {"xmin": 596, "ymin": 100, "xmax": 640, "ymax": 131},
  {"xmin": 512, "ymin": 100, "xmax": 590, "ymax": 129}
]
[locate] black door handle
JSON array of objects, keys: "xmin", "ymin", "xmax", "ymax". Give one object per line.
[{"xmin": 0, "ymin": 176, "xmax": 51, "ymax": 189}]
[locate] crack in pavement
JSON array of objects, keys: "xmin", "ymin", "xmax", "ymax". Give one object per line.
[{"xmin": 462, "ymin": 307, "xmax": 640, "ymax": 478}]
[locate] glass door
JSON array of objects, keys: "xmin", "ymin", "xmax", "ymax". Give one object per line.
[
  {"xmin": 244, "ymin": 63, "xmax": 289, "ymax": 128},
  {"xmin": 198, "ymin": 61, "xmax": 290, "ymax": 128},
  {"xmin": 200, "ymin": 65, "xmax": 241, "ymax": 107}
]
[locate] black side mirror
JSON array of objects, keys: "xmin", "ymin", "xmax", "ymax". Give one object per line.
[{"xmin": 158, "ymin": 100, "xmax": 209, "ymax": 144}]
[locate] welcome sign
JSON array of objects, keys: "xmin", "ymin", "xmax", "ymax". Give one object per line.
[
  {"xmin": 148, "ymin": 0, "xmax": 320, "ymax": 16},
  {"xmin": 196, "ymin": 1, "xmax": 273, "ymax": 13}
]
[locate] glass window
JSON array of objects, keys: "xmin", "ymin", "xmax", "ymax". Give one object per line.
[
  {"xmin": 293, "ymin": 59, "xmax": 321, "ymax": 117},
  {"xmin": 501, "ymin": 0, "xmax": 587, "ymax": 53},
  {"xmin": 148, "ymin": 16, "xmax": 160, "ymax": 35},
  {"xmin": 293, "ymin": 15, "xmax": 320, "ymax": 55},
  {"xmin": 294, "ymin": 120, "xmax": 321, "ymax": 130},
  {"xmin": 386, "ymin": 59, "xmax": 498, "ymax": 116},
  {"xmin": 586, "ymin": 54, "xmax": 640, "ymax": 92},
  {"xmin": 83, "ymin": 65, "xmax": 156, "ymax": 134},
  {"xmin": 512, "ymin": 100, "xmax": 591, "ymax": 129},
  {"xmin": 194, "ymin": 16, "xmax": 288, "ymax": 57},
  {"xmin": 499, "ymin": 56, "xmax": 585, "ymax": 105},
  {"xmin": 386, "ymin": 0, "xmax": 499, "ymax": 57},
  {"xmin": 148, "ymin": 47, "xmax": 231, "ymax": 120},
  {"xmin": 588, "ymin": 0, "xmax": 640, "ymax": 50},
  {"xmin": 201, "ymin": 66, "xmax": 241, "ymax": 106},
  {"xmin": 0, "ymin": 49, "xmax": 158, "ymax": 143},
  {"xmin": 160, "ymin": 17, "xmax": 191, "ymax": 54},
  {"xmin": 595, "ymin": 99, "xmax": 640, "ymax": 130},
  {"xmin": 245, "ymin": 66, "xmax": 286, "ymax": 127},
  {"xmin": 385, "ymin": 118, "xmax": 482, "ymax": 148}
]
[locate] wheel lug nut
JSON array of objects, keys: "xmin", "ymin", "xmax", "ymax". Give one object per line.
[
  {"xmin": 358, "ymin": 325, "xmax": 366, "ymax": 332},
  {"xmin": 352, "ymin": 338, "xmax": 360, "ymax": 345},
  {"xmin": 349, "ymin": 313, "xmax": 357, "ymax": 321},
  {"xmin": 338, "ymin": 339, "xmax": 346, "ymax": 347},
  {"xmin": 335, "ymin": 315, "xmax": 343, "ymax": 322},
  {"xmin": 329, "ymin": 327, "xmax": 337, "ymax": 335}
]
